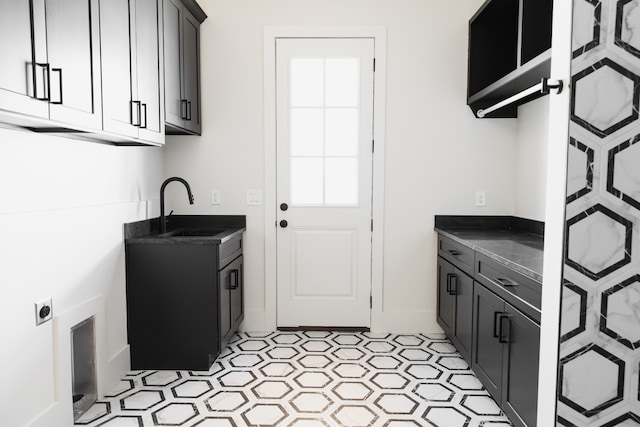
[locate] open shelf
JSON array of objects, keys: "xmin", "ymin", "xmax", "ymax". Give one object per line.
[{"xmin": 467, "ymin": 0, "xmax": 553, "ymax": 118}]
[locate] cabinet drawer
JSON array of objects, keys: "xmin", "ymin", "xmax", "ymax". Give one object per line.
[
  {"xmin": 438, "ymin": 235, "xmax": 475, "ymax": 276},
  {"xmin": 218, "ymin": 234, "xmax": 243, "ymax": 269},
  {"xmin": 475, "ymin": 252, "xmax": 541, "ymax": 322}
]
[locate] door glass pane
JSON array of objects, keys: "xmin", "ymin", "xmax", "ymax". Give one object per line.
[
  {"xmin": 291, "ymin": 158, "xmax": 324, "ymax": 204},
  {"xmin": 325, "ymin": 108, "xmax": 359, "ymax": 156},
  {"xmin": 325, "ymin": 58, "xmax": 359, "ymax": 107},
  {"xmin": 325, "ymin": 158, "xmax": 358, "ymax": 205},
  {"xmin": 291, "ymin": 108, "xmax": 324, "ymax": 156},
  {"xmin": 290, "ymin": 58, "xmax": 324, "ymax": 107}
]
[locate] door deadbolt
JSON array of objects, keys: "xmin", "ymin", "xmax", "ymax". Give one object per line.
[{"xmin": 280, "ymin": 203, "xmax": 288, "ymax": 211}]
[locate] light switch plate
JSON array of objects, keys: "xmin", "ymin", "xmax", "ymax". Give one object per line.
[
  {"xmin": 475, "ymin": 190, "xmax": 486, "ymax": 207},
  {"xmin": 247, "ymin": 190, "xmax": 262, "ymax": 205}
]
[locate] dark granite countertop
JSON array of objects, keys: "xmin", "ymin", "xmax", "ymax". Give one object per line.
[
  {"xmin": 434, "ymin": 216, "xmax": 544, "ymax": 283},
  {"xmin": 125, "ymin": 215, "xmax": 246, "ymax": 244}
]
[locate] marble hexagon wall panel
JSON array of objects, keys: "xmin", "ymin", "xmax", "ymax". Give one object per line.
[{"xmin": 558, "ymin": 0, "xmax": 640, "ymax": 424}]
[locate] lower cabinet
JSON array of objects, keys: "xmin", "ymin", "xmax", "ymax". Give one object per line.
[
  {"xmin": 437, "ymin": 256, "xmax": 473, "ymax": 363},
  {"xmin": 472, "ymin": 282, "xmax": 539, "ymax": 427},
  {"xmin": 125, "ymin": 234, "xmax": 244, "ymax": 371},
  {"xmin": 219, "ymin": 254, "xmax": 244, "ymax": 350}
]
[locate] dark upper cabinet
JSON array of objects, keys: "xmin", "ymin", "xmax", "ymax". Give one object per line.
[
  {"xmin": 100, "ymin": 0, "xmax": 164, "ymax": 144},
  {"xmin": 163, "ymin": 0, "xmax": 206, "ymax": 135},
  {"xmin": 467, "ymin": 0, "xmax": 553, "ymax": 118},
  {"xmin": 0, "ymin": 0, "xmax": 103, "ymax": 129}
]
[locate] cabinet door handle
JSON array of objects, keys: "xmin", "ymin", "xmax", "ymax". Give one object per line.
[
  {"xmin": 229, "ymin": 269, "xmax": 239, "ymax": 289},
  {"xmin": 141, "ymin": 103, "xmax": 147, "ymax": 129},
  {"xmin": 446, "ymin": 273, "xmax": 453, "ymax": 293},
  {"xmin": 181, "ymin": 99, "xmax": 188, "ymax": 120},
  {"xmin": 34, "ymin": 63, "xmax": 50, "ymax": 101},
  {"xmin": 131, "ymin": 101, "xmax": 142, "ymax": 126},
  {"xmin": 449, "ymin": 274, "xmax": 458, "ymax": 295},
  {"xmin": 498, "ymin": 315, "xmax": 510, "ymax": 343},
  {"xmin": 50, "ymin": 68, "xmax": 63, "ymax": 104},
  {"xmin": 493, "ymin": 311, "xmax": 502, "ymax": 339},
  {"xmin": 448, "ymin": 249, "xmax": 461, "ymax": 257},
  {"xmin": 186, "ymin": 101, "xmax": 192, "ymax": 121}
]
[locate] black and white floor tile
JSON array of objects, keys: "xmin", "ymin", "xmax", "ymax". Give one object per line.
[{"xmin": 74, "ymin": 332, "xmax": 512, "ymax": 427}]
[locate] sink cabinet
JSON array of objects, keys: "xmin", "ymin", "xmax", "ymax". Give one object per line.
[
  {"xmin": 125, "ymin": 231, "xmax": 244, "ymax": 370},
  {"xmin": 163, "ymin": 0, "xmax": 205, "ymax": 135},
  {"xmin": 0, "ymin": 0, "xmax": 103, "ymax": 129},
  {"xmin": 100, "ymin": 0, "xmax": 164, "ymax": 144}
]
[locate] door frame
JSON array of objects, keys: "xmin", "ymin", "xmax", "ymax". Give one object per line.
[{"xmin": 263, "ymin": 26, "xmax": 387, "ymax": 331}]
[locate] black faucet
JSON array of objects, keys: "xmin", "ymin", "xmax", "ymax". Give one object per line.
[{"xmin": 160, "ymin": 177, "xmax": 194, "ymax": 234}]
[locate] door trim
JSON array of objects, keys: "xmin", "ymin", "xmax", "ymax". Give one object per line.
[{"xmin": 264, "ymin": 26, "xmax": 387, "ymax": 331}]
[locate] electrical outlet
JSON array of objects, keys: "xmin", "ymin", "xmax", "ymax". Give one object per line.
[
  {"xmin": 475, "ymin": 190, "xmax": 487, "ymax": 207},
  {"xmin": 211, "ymin": 189, "xmax": 221, "ymax": 205},
  {"xmin": 35, "ymin": 297, "xmax": 53, "ymax": 326}
]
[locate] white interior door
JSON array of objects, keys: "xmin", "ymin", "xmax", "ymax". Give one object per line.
[{"xmin": 276, "ymin": 38, "xmax": 375, "ymax": 328}]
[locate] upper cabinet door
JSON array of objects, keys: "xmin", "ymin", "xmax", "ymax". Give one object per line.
[
  {"xmin": 0, "ymin": 0, "xmax": 49, "ymax": 118},
  {"xmin": 135, "ymin": 0, "xmax": 164, "ymax": 144},
  {"xmin": 100, "ymin": 0, "xmax": 164, "ymax": 144},
  {"xmin": 100, "ymin": 0, "xmax": 137, "ymax": 138},
  {"xmin": 45, "ymin": 0, "xmax": 103, "ymax": 129},
  {"xmin": 163, "ymin": 0, "xmax": 184, "ymax": 129},
  {"xmin": 163, "ymin": 0, "xmax": 204, "ymax": 135},
  {"xmin": 182, "ymin": 9, "xmax": 201, "ymax": 134}
]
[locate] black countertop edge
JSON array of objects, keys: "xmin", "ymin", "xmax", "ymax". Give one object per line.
[
  {"xmin": 124, "ymin": 215, "xmax": 247, "ymax": 242},
  {"xmin": 434, "ymin": 215, "xmax": 544, "ymax": 236}
]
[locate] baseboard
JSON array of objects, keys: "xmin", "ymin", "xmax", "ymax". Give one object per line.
[
  {"xmin": 241, "ymin": 308, "xmax": 443, "ymax": 334},
  {"xmin": 104, "ymin": 345, "xmax": 130, "ymax": 396},
  {"xmin": 372, "ymin": 309, "xmax": 443, "ymax": 333}
]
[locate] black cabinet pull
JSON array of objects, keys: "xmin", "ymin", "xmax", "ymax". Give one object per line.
[
  {"xmin": 446, "ymin": 273, "xmax": 453, "ymax": 293},
  {"xmin": 498, "ymin": 315, "xmax": 510, "ymax": 343},
  {"xmin": 186, "ymin": 101, "xmax": 192, "ymax": 121},
  {"xmin": 229, "ymin": 269, "xmax": 239, "ymax": 289},
  {"xmin": 181, "ymin": 99, "xmax": 188, "ymax": 119},
  {"xmin": 131, "ymin": 101, "xmax": 142, "ymax": 126},
  {"xmin": 34, "ymin": 63, "xmax": 50, "ymax": 101},
  {"xmin": 449, "ymin": 275, "xmax": 458, "ymax": 295},
  {"xmin": 51, "ymin": 68, "xmax": 63, "ymax": 104},
  {"xmin": 493, "ymin": 311, "xmax": 502, "ymax": 338},
  {"xmin": 448, "ymin": 249, "xmax": 461, "ymax": 257},
  {"xmin": 141, "ymin": 103, "xmax": 147, "ymax": 128},
  {"xmin": 494, "ymin": 277, "xmax": 517, "ymax": 287}
]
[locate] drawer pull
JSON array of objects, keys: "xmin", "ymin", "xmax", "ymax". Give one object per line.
[
  {"xmin": 448, "ymin": 249, "xmax": 462, "ymax": 256},
  {"xmin": 494, "ymin": 277, "xmax": 518, "ymax": 287}
]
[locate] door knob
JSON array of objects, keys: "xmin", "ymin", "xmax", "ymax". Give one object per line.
[
  {"xmin": 280, "ymin": 220, "xmax": 288, "ymax": 228},
  {"xmin": 280, "ymin": 203, "xmax": 288, "ymax": 211}
]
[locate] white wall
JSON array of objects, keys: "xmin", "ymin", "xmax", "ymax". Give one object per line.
[
  {"xmin": 164, "ymin": 0, "xmax": 521, "ymax": 332},
  {"xmin": 514, "ymin": 97, "xmax": 550, "ymax": 221},
  {"xmin": 0, "ymin": 126, "xmax": 163, "ymax": 427}
]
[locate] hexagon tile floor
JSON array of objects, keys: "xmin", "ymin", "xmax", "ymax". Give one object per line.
[{"xmin": 74, "ymin": 332, "xmax": 513, "ymax": 426}]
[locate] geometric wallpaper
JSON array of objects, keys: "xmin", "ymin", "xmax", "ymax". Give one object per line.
[{"xmin": 557, "ymin": 0, "xmax": 640, "ymax": 425}]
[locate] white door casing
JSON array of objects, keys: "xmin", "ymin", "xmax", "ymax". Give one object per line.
[{"xmin": 275, "ymin": 38, "xmax": 375, "ymax": 327}]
